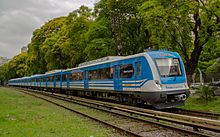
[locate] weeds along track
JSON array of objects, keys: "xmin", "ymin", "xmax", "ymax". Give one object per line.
[
  {"xmin": 14, "ymin": 88, "xmax": 220, "ymax": 137},
  {"xmin": 164, "ymin": 108, "xmax": 220, "ymax": 120}
]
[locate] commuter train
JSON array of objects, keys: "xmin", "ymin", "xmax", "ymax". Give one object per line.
[{"xmin": 8, "ymin": 50, "xmax": 190, "ymax": 109}]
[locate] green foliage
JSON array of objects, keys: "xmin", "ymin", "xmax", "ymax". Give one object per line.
[
  {"xmin": 0, "ymin": 52, "xmax": 28, "ymax": 81},
  {"xmin": 139, "ymin": 0, "xmax": 220, "ymax": 81},
  {"xmin": 95, "ymin": 0, "xmax": 148, "ymax": 55},
  {"xmin": 206, "ymin": 58, "xmax": 220, "ymax": 80},
  {"xmin": 26, "ymin": 17, "xmax": 66, "ymax": 75},
  {"xmin": 0, "ymin": 64, "xmax": 7, "ymax": 81},
  {"xmin": 84, "ymin": 17, "xmax": 116, "ymax": 60},
  {"xmin": 197, "ymin": 86, "xmax": 216, "ymax": 103},
  {"xmin": 199, "ymin": 38, "xmax": 220, "ymax": 80},
  {"xmin": 1, "ymin": 1, "xmax": 220, "ymax": 82}
]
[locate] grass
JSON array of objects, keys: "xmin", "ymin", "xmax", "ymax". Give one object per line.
[
  {"xmin": 0, "ymin": 87, "xmax": 111, "ymax": 137},
  {"xmin": 180, "ymin": 95, "xmax": 220, "ymax": 113}
]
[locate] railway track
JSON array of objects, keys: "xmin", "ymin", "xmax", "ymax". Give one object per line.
[
  {"xmin": 13, "ymin": 87, "xmax": 220, "ymax": 137},
  {"xmin": 16, "ymin": 89, "xmax": 140, "ymax": 137},
  {"xmin": 165, "ymin": 108, "xmax": 220, "ymax": 120}
]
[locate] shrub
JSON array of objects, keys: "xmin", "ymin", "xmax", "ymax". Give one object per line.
[{"xmin": 197, "ymin": 86, "xmax": 215, "ymax": 103}]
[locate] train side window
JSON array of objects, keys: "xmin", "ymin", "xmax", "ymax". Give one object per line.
[
  {"xmin": 88, "ymin": 70, "xmax": 97, "ymax": 80},
  {"xmin": 49, "ymin": 76, "xmax": 54, "ymax": 82},
  {"xmin": 36, "ymin": 78, "xmax": 40, "ymax": 82},
  {"xmin": 100, "ymin": 67, "xmax": 113, "ymax": 80},
  {"xmin": 56, "ymin": 75, "xmax": 60, "ymax": 81},
  {"xmin": 70, "ymin": 72, "xmax": 84, "ymax": 81},
  {"xmin": 109, "ymin": 67, "xmax": 114, "ymax": 79},
  {"xmin": 62, "ymin": 74, "xmax": 67, "ymax": 81},
  {"xmin": 120, "ymin": 64, "xmax": 134, "ymax": 78},
  {"xmin": 79, "ymin": 72, "xmax": 84, "ymax": 80},
  {"xmin": 136, "ymin": 62, "xmax": 141, "ymax": 77},
  {"xmin": 89, "ymin": 67, "xmax": 113, "ymax": 80},
  {"xmin": 42, "ymin": 78, "xmax": 46, "ymax": 82}
]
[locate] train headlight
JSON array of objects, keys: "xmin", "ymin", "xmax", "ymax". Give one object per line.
[
  {"xmin": 184, "ymin": 83, "xmax": 188, "ymax": 88},
  {"xmin": 155, "ymin": 80, "xmax": 162, "ymax": 90}
]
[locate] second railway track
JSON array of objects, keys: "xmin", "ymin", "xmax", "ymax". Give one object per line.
[
  {"xmin": 164, "ymin": 108, "xmax": 220, "ymax": 120},
  {"xmin": 14, "ymin": 87, "xmax": 220, "ymax": 137}
]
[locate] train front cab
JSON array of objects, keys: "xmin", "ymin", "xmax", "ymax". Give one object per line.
[{"xmin": 141, "ymin": 51, "xmax": 190, "ymax": 109}]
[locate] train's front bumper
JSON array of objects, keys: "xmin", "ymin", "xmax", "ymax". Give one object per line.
[{"xmin": 138, "ymin": 89, "xmax": 190, "ymax": 109}]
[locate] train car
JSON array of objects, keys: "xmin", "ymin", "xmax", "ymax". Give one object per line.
[{"xmin": 8, "ymin": 50, "xmax": 189, "ymax": 109}]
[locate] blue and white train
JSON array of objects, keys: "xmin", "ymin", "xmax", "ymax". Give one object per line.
[{"xmin": 8, "ymin": 50, "xmax": 190, "ymax": 109}]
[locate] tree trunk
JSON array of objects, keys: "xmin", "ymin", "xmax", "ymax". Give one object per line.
[{"xmin": 185, "ymin": 6, "xmax": 203, "ymax": 85}]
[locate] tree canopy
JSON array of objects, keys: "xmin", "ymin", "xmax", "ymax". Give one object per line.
[{"xmin": 0, "ymin": 0, "xmax": 220, "ymax": 83}]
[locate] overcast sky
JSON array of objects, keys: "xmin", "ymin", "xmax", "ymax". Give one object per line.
[{"xmin": 0, "ymin": 0, "xmax": 95, "ymax": 58}]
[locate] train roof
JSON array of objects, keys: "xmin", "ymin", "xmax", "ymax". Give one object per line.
[
  {"xmin": 31, "ymin": 74, "xmax": 44, "ymax": 77},
  {"xmin": 9, "ymin": 50, "xmax": 179, "ymax": 80},
  {"xmin": 78, "ymin": 56, "xmax": 124, "ymax": 67},
  {"xmin": 63, "ymin": 52, "xmax": 147, "ymax": 72},
  {"xmin": 9, "ymin": 76, "xmax": 30, "ymax": 81},
  {"xmin": 45, "ymin": 69, "xmax": 63, "ymax": 75},
  {"xmin": 64, "ymin": 50, "xmax": 179, "ymax": 72}
]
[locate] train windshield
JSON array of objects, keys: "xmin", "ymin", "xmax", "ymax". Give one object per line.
[{"xmin": 155, "ymin": 58, "xmax": 182, "ymax": 77}]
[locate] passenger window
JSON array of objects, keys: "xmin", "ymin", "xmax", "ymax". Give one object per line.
[
  {"xmin": 42, "ymin": 78, "xmax": 47, "ymax": 82},
  {"xmin": 88, "ymin": 67, "xmax": 114, "ymax": 80},
  {"xmin": 48, "ymin": 76, "xmax": 54, "ymax": 82},
  {"xmin": 56, "ymin": 75, "xmax": 60, "ymax": 81},
  {"xmin": 136, "ymin": 63, "xmax": 141, "ymax": 77},
  {"xmin": 70, "ymin": 72, "xmax": 84, "ymax": 81},
  {"xmin": 36, "ymin": 78, "xmax": 40, "ymax": 82},
  {"xmin": 109, "ymin": 67, "xmax": 114, "ymax": 79},
  {"xmin": 62, "ymin": 74, "xmax": 67, "ymax": 81},
  {"xmin": 120, "ymin": 64, "xmax": 134, "ymax": 78}
]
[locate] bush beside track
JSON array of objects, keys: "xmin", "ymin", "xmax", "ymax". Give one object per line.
[
  {"xmin": 0, "ymin": 87, "xmax": 112, "ymax": 137},
  {"xmin": 180, "ymin": 95, "xmax": 220, "ymax": 114}
]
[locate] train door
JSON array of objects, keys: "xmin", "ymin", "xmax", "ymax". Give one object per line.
[
  {"xmin": 54, "ymin": 75, "xmax": 56, "ymax": 89},
  {"xmin": 135, "ymin": 62, "xmax": 141, "ymax": 89},
  {"xmin": 59, "ymin": 73, "xmax": 62, "ymax": 88},
  {"xmin": 34, "ymin": 78, "xmax": 36, "ymax": 87},
  {"xmin": 53, "ymin": 74, "xmax": 56, "ymax": 89},
  {"xmin": 84, "ymin": 70, "xmax": 89, "ymax": 89},
  {"xmin": 67, "ymin": 73, "xmax": 70, "ymax": 89},
  {"xmin": 45, "ymin": 77, "xmax": 47, "ymax": 88},
  {"xmin": 114, "ymin": 65, "xmax": 122, "ymax": 91},
  {"xmin": 39, "ymin": 77, "xmax": 41, "ymax": 88}
]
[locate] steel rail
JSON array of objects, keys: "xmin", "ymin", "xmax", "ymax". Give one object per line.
[
  {"xmin": 65, "ymin": 94, "xmax": 220, "ymax": 127},
  {"xmin": 168, "ymin": 108, "xmax": 220, "ymax": 119},
  {"xmin": 15, "ymin": 88, "xmax": 217, "ymax": 136},
  {"xmin": 44, "ymin": 91, "xmax": 220, "ymax": 129},
  {"xmin": 18, "ymin": 89, "xmax": 142, "ymax": 137}
]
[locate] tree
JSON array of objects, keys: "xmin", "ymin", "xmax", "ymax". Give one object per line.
[
  {"xmin": 84, "ymin": 17, "xmax": 116, "ymax": 60},
  {"xmin": 26, "ymin": 17, "xmax": 66, "ymax": 74},
  {"xmin": 140, "ymin": 0, "xmax": 220, "ymax": 83},
  {"xmin": 0, "ymin": 52, "xmax": 28, "ymax": 81},
  {"xmin": 60, "ymin": 6, "xmax": 93, "ymax": 67},
  {"xmin": 206, "ymin": 58, "xmax": 220, "ymax": 80},
  {"xmin": 95, "ymin": 0, "xmax": 148, "ymax": 55}
]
